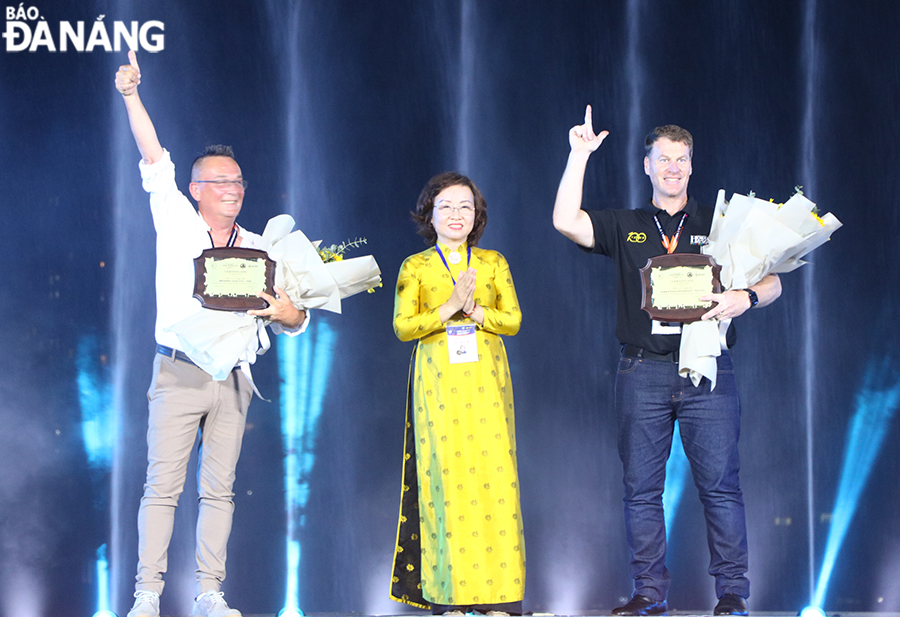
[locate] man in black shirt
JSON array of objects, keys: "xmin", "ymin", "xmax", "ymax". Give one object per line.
[{"xmin": 552, "ymin": 106, "xmax": 781, "ymax": 616}]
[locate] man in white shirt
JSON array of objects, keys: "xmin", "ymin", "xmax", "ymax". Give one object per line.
[{"xmin": 115, "ymin": 50, "xmax": 307, "ymax": 617}]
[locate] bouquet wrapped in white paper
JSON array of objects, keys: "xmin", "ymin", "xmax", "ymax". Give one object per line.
[
  {"xmin": 679, "ymin": 189, "xmax": 842, "ymax": 388},
  {"xmin": 165, "ymin": 214, "xmax": 381, "ymax": 382}
]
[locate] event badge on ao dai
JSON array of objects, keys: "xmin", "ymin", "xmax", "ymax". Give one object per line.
[{"xmin": 447, "ymin": 323, "xmax": 478, "ymax": 364}]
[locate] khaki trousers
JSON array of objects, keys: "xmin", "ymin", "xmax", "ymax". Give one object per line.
[{"xmin": 135, "ymin": 353, "xmax": 253, "ymax": 596}]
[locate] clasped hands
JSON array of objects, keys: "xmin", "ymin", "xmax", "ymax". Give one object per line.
[
  {"xmin": 439, "ymin": 268, "xmax": 479, "ymax": 324},
  {"xmin": 448, "ymin": 268, "xmax": 477, "ymax": 315}
]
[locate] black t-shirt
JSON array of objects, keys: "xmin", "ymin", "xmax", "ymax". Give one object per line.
[{"xmin": 582, "ymin": 196, "xmax": 732, "ymax": 354}]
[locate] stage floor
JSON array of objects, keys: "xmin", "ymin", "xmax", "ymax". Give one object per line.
[{"xmin": 225, "ymin": 614, "xmax": 900, "ymax": 617}]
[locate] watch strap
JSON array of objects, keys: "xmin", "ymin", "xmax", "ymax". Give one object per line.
[{"xmin": 743, "ymin": 288, "xmax": 759, "ymax": 307}]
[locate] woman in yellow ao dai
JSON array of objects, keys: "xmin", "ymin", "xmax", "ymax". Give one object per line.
[{"xmin": 390, "ymin": 172, "xmax": 525, "ymax": 615}]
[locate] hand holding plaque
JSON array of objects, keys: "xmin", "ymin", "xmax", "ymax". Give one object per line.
[
  {"xmin": 193, "ymin": 247, "xmax": 276, "ymax": 311},
  {"xmin": 639, "ymin": 253, "xmax": 722, "ymax": 323}
]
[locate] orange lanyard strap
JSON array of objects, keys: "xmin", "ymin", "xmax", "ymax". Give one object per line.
[{"xmin": 653, "ymin": 213, "xmax": 687, "ymax": 254}]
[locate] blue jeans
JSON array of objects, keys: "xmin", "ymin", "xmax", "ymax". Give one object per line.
[{"xmin": 615, "ymin": 350, "xmax": 749, "ymax": 601}]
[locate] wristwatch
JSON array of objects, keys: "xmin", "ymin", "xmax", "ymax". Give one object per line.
[{"xmin": 743, "ymin": 288, "xmax": 759, "ymax": 308}]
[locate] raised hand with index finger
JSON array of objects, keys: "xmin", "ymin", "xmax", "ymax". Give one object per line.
[{"xmin": 568, "ymin": 104, "xmax": 609, "ymax": 154}]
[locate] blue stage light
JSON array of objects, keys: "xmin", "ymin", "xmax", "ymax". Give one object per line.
[
  {"xmin": 77, "ymin": 338, "xmax": 117, "ymax": 616},
  {"xmin": 812, "ymin": 357, "xmax": 899, "ymax": 608},
  {"xmin": 800, "ymin": 605, "xmax": 826, "ymax": 617},
  {"xmin": 278, "ymin": 321, "xmax": 337, "ymax": 616},
  {"xmin": 77, "ymin": 336, "xmax": 116, "ymax": 471},
  {"xmin": 91, "ymin": 544, "xmax": 115, "ymax": 617},
  {"xmin": 664, "ymin": 421, "xmax": 690, "ymax": 539}
]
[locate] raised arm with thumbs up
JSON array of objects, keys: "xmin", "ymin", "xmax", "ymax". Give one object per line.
[{"xmin": 115, "ymin": 49, "xmax": 163, "ymax": 165}]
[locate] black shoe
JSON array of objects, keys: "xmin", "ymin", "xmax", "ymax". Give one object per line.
[
  {"xmin": 612, "ymin": 595, "xmax": 669, "ymax": 616},
  {"xmin": 714, "ymin": 594, "xmax": 748, "ymax": 616}
]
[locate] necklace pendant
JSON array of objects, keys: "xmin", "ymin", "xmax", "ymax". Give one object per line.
[{"xmin": 448, "ymin": 251, "xmax": 462, "ymax": 265}]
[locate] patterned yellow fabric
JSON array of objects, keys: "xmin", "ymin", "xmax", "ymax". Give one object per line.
[{"xmin": 391, "ymin": 242, "xmax": 525, "ymax": 606}]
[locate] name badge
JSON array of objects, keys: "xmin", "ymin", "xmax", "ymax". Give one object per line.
[
  {"xmin": 447, "ymin": 323, "xmax": 479, "ymax": 364},
  {"xmin": 651, "ymin": 320, "xmax": 683, "ymax": 335}
]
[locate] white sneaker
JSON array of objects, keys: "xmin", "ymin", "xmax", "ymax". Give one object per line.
[
  {"xmin": 127, "ymin": 590, "xmax": 160, "ymax": 617},
  {"xmin": 192, "ymin": 590, "xmax": 242, "ymax": 617}
]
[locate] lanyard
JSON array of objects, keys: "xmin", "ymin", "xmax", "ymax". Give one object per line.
[
  {"xmin": 653, "ymin": 212, "xmax": 687, "ymax": 254},
  {"xmin": 435, "ymin": 245, "xmax": 471, "ymax": 284},
  {"xmin": 208, "ymin": 224, "xmax": 238, "ymax": 248}
]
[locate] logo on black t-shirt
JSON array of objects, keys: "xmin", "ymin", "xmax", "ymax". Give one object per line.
[
  {"xmin": 690, "ymin": 235, "xmax": 709, "ymax": 246},
  {"xmin": 626, "ymin": 232, "xmax": 647, "ymax": 243}
]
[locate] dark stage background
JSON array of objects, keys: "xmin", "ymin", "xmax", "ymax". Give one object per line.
[{"xmin": 1, "ymin": 1, "xmax": 898, "ymax": 616}]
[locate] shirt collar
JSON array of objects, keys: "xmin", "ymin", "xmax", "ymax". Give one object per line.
[
  {"xmin": 642, "ymin": 196, "xmax": 699, "ymax": 219},
  {"xmin": 435, "ymin": 240, "xmax": 468, "ymax": 254}
]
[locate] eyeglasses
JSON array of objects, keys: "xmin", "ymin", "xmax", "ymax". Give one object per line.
[
  {"xmin": 436, "ymin": 204, "xmax": 475, "ymax": 215},
  {"xmin": 194, "ymin": 180, "xmax": 248, "ymax": 190}
]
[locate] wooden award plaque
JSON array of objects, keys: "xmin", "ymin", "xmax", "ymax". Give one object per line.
[
  {"xmin": 639, "ymin": 253, "xmax": 722, "ymax": 323},
  {"xmin": 192, "ymin": 247, "xmax": 275, "ymax": 311}
]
